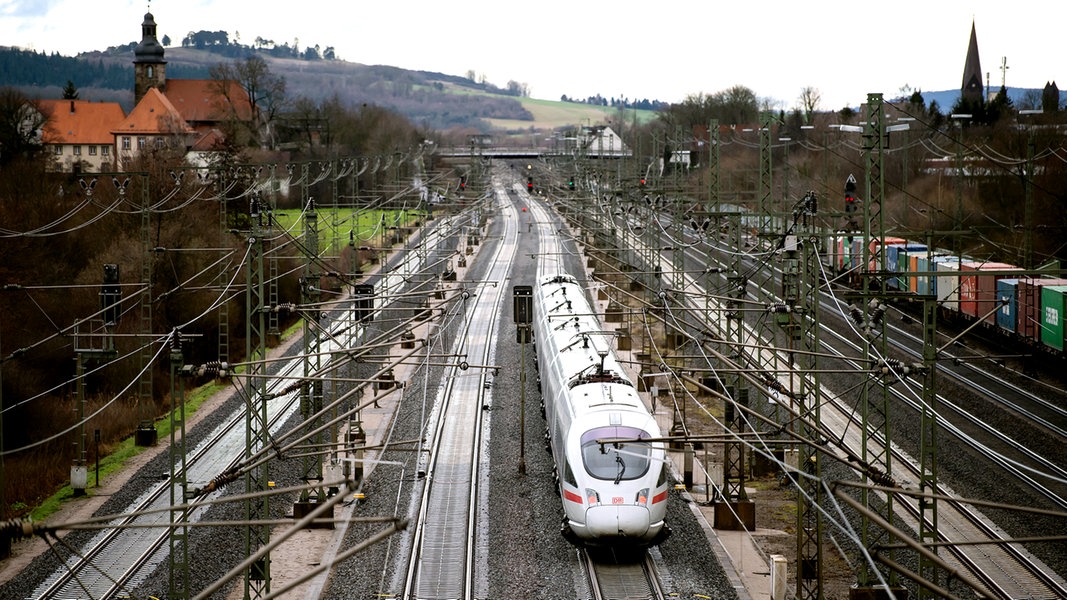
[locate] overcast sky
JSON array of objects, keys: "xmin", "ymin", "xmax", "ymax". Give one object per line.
[{"xmin": 1, "ymin": 0, "xmax": 1062, "ymax": 111}]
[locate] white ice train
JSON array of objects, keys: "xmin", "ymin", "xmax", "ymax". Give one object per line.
[{"xmin": 533, "ymin": 273, "xmax": 671, "ymax": 546}]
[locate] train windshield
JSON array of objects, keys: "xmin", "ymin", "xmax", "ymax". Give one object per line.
[{"xmin": 580, "ymin": 426, "xmax": 652, "ymax": 482}]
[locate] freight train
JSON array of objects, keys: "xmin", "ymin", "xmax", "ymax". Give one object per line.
[
  {"xmin": 532, "ymin": 273, "xmax": 671, "ymax": 546},
  {"xmin": 823, "ymin": 236, "xmax": 1067, "ymax": 353}
]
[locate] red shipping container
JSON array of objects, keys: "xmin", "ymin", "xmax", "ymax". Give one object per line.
[
  {"xmin": 967, "ymin": 262, "xmax": 1022, "ymax": 324},
  {"xmin": 868, "ymin": 237, "xmax": 907, "ymax": 272}
]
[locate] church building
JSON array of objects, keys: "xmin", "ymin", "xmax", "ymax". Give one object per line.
[{"xmin": 36, "ymin": 10, "xmax": 256, "ymax": 172}]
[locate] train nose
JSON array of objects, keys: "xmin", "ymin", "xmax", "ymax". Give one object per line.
[{"xmin": 586, "ymin": 505, "xmax": 651, "ymax": 538}]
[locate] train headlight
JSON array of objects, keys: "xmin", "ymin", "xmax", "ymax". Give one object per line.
[
  {"xmin": 585, "ymin": 488, "xmax": 601, "ymax": 506},
  {"xmin": 635, "ymin": 488, "xmax": 649, "ymax": 505}
]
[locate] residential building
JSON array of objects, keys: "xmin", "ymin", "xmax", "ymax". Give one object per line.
[{"xmin": 37, "ymin": 99, "xmax": 125, "ymax": 173}]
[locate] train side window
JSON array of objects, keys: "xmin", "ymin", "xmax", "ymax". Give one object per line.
[
  {"xmin": 656, "ymin": 463, "xmax": 669, "ymax": 487},
  {"xmin": 563, "ymin": 460, "xmax": 576, "ymax": 486}
]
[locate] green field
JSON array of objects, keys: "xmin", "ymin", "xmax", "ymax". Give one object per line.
[
  {"xmin": 272, "ymin": 208, "xmax": 422, "ymax": 253},
  {"xmin": 437, "ymin": 81, "xmax": 657, "ymax": 130},
  {"xmin": 497, "ymin": 96, "xmax": 657, "ymax": 130}
]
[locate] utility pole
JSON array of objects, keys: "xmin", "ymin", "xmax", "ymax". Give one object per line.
[
  {"xmin": 266, "ymin": 166, "xmax": 280, "ymax": 340},
  {"xmin": 244, "ymin": 192, "xmax": 271, "ymax": 599},
  {"xmin": 134, "ymin": 174, "xmax": 156, "ymax": 447},
  {"xmin": 217, "ymin": 166, "xmax": 231, "ymax": 367},
  {"xmin": 792, "ymin": 193, "xmax": 823, "ymax": 600},
  {"xmin": 917, "ymin": 297, "xmax": 940, "ymax": 599},
  {"xmin": 854, "ymin": 92, "xmax": 904, "ymax": 597},
  {"xmin": 168, "ymin": 330, "xmax": 189, "ymax": 600},
  {"xmin": 297, "ymin": 166, "xmax": 328, "ymax": 522},
  {"xmin": 717, "ymin": 206, "xmax": 754, "ymax": 531},
  {"xmin": 758, "ymin": 115, "xmax": 774, "ymax": 233},
  {"xmin": 72, "ymin": 264, "xmax": 117, "ymax": 496}
]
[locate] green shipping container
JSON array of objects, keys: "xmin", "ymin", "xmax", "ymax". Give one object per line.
[{"xmin": 1040, "ymin": 285, "xmax": 1067, "ymax": 351}]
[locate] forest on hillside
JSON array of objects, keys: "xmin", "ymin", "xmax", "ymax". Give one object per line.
[{"xmin": 0, "ymin": 37, "xmax": 536, "ymax": 131}]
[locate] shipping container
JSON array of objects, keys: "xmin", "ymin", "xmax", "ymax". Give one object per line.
[
  {"xmin": 958, "ymin": 261, "xmax": 981, "ymax": 317},
  {"xmin": 935, "ymin": 258, "xmax": 962, "ymax": 309},
  {"xmin": 1039, "ymin": 285, "xmax": 1067, "ymax": 351},
  {"xmin": 977, "ymin": 262, "xmax": 1022, "ymax": 324},
  {"xmin": 884, "ymin": 244, "xmax": 906, "ymax": 290},
  {"xmin": 958, "ymin": 261, "xmax": 1021, "ymax": 321},
  {"xmin": 1019, "ymin": 278, "xmax": 1067, "ymax": 342},
  {"xmin": 917, "ymin": 253, "xmax": 950, "ymax": 297},
  {"xmin": 824, "ymin": 234, "xmax": 844, "ymax": 273},
  {"xmin": 851, "ymin": 237, "xmax": 863, "ymax": 271},
  {"xmin": 868, "ymin": 237, "xmax": 907, "ymax": 272},
  {"xmin": 898, "ymin": 244, "xmax": 927, "ymax": 292},
  {"xmin": 995, "ymin": 279, "xmax": 1019, "ymax": 333}
]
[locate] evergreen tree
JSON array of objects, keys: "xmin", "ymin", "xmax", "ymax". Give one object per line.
[{"xmin": 62, "ymin": 79, "xmax": 79, "ymax": 100}]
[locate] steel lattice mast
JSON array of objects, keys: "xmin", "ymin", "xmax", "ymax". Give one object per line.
[{"xmin": 244, "ymin": 193, "xmax": 271, "ymax": 599}]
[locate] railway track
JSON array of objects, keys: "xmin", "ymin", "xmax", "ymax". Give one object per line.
[
  {"xmin": 582, "ymin": 548, "xmax": 666, "ymax": 600},
  {"xmin": 31, "ymin": 341, "xmax": 319, "ymax": 599},
  {"xmin": 403, "ymin": 183, "xmax": 518, "ymax": 600},
  {"xmin": 572, "ymin": 198, "xmax": 1067, "ymax": 599},
  {"xmin": 27, "ymin": 218, "xmax": 456, "ymax": 599}
]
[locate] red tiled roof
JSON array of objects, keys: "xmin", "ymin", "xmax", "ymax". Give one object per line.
[
  {"xmin": 38, "ymin": 100, "xmax": 125, "ymax": 144},
  {"xmin": 113, "ymin": 88, "xmax": 194, "ymax": 135},
  {"xmin": 164, "ymin": 79, "xmax": 254, "ymax": 124},
  {"xmin": 190, "ymin": 128, "xmax": 226, "ymax": 151}
]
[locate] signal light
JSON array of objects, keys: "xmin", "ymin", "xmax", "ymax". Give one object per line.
[
  {"xmin": 568, "ymin": 177, "xmax": 575, "ymax": 190},
  {"xmin": 527, "ymin": 175, "xmax": 533, "ymax": 191},
  {"xmin": 844, "ymin": 174, "xmax": 858, "ymax": 214},
  {"xmin": 459, "ymin": 175, "xmax": 466, "ymax": 191},
  {"xmin": 639, "ymin": 177, "xmax": 646, "ymax": 187}
]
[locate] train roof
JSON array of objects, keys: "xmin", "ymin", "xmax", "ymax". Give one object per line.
[{"xmin": 537, "ymin": 273, "xmax": 641, "ymax": 403}]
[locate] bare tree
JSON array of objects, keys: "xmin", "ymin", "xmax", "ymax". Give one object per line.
[
  {"xmin": 799, "ymin": 86, "xmax": 821, "ymax": 121},
  {"xmin": 210, "ymin": 55, "xmax": 287, "ymax": 148},
  {"xmin": 0, "ymin": 87, "xmax": 46, "ymax": 167}
]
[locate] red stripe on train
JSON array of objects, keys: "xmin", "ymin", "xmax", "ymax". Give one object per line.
[
  {"xmin": 563, "ymin": 489, "xmax": 583, "ymax": 504},
  {"xmin": 652, "ymin": 490, "xmax": 668, "ymax": 504}
]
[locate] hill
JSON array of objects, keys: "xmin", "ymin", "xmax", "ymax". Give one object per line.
[{"xmin": 0, "ymin": 44, "xmax": 656, "ymax": 133}]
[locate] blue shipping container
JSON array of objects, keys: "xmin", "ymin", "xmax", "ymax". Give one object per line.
[
  {"xmin": 884, "ymin": 244, "xmax": 905, "ymax": 290},
  {"xmin": 898, "ymin": 244, "xmax": 927, "ymax": 292},
  {"xmin": 996, "ymin": 279, "xmax": 1019, "ymax": 333}
]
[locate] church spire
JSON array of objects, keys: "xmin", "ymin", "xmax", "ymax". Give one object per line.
[
  {"xmin": 961, "ymin": 20, "xmax": 983, "ymax": 104},
  {"xmin": 133, "ymin": 10, "xmax": 167, "ymax": 104}
]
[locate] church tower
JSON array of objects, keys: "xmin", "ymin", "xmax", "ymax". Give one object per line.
[
  {"xmin": 961, "ymin": 20, "xmax": 983, "ymax": 105},
  {"xmin": 133, "ymin": 11, "xmax": 167, "ymax": 104}
]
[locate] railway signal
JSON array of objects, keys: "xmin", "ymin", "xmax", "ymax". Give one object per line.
[
  {"xmin": 844, "ymin": 174, "xmax": 859, "ymax": 214},
  {"xmin": 459, "ymin": 175, "xmax": 466, "ymax": 191},
  {"xmin": 527, "ymin": 175, "xmax": 534, "ymax": 192},
  {"xmin": 568, "ymin": 176, "xmax": 575, "ymax": 190},
  {"xmin": 101, "ymin": 263, "xmax": 120, "ymax": 326},
  {"xmin": 353, "ymin": 283, "xmax": 374, "ymax": 322}
]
